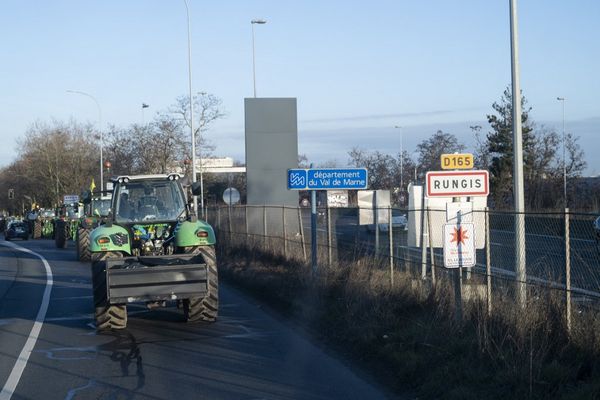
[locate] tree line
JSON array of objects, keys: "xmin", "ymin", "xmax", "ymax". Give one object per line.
[
  {"xmin": 0, "ymin": 87, "xmax": 595, "ymax": 214},
  {"xmin": 0, "ymin": 93, "xmax": 224, "ymax": 214},
  {"xmin": 345, "ymin": 87, "xmax": 591, "ymax": 210}
]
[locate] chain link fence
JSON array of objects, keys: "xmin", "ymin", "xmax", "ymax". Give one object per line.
[{"xmin": 207, "ymin": 205, "xmax": 600, "ymax": 325}]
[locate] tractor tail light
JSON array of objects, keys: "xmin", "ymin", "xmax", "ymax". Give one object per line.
[
  {"xmin": 196, "ymin": 230, "xmax": 209, "ymax": 238},
  {"xmin": 97, "ymin": 237, "xmax": 110, "ymax": 245}
]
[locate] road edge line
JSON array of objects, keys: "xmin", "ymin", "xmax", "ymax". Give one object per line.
[{"xmin": 0, "ymin": 242, "xmax": 53, "ymax": 400}]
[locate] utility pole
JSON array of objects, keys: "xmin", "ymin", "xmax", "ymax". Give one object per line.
[{"xmin": 510, "ymin": 0, "xmax": 527, "ymax": 306}]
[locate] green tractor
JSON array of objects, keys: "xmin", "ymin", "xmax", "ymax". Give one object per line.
[
  {"xmin": 54, "ymin": 202, "xmax": 82, "ymax": 248},
  {"xmin": 37, "ymin": 209, "xmax": 56, "ymax": 239},
  {"xmin": 88, "ymin": 174, "xmax": 218, "ymax": 330},
  {"xmin": 76, "ymin": 191, "xmax": 112, "ymax": 261}
]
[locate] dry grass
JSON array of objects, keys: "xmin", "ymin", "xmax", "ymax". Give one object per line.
[{"xmin": 217, "ymin": 240, "xmax": 600, "ymax": 399}]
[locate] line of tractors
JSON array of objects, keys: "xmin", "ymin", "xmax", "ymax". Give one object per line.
[{"xmin": 25, "ymin": 191, "xmax": 112, "ymax": 254}]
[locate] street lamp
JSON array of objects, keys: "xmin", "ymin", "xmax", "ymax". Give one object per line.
[
  {"xmin": 251, "ymin": 19, "xmax": 267, "ymax": 98},
  {"xmin": 394, "ymin": 126, "xmax": 404, "ymax": 197},
  {"xmin": 557, "ymin": 97, "xmax": 567, "ymax": 208},
  {"xmin": 142, "ymin": 103, "xmax": 149, "ymax": 125},
  {"xmin": 412, "ymin": 150, "xmax": 420, "ymax": 182},
  {"xmin": 67, "ymin": 90, "xmax": 103, "ymax": 190},
  {"xmin": 183, "ymin": 0, "xmax": 201, "ymax": 216}
]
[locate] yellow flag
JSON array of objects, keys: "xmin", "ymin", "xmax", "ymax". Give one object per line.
[{"xmin": 90, "ymin": 178, "xmax": 96, "ymax": 192}]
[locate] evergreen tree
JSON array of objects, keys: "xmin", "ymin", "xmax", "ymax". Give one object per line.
[{"xmin": 486, "ymin": 86, "xmax": 535, "ymax": 208}]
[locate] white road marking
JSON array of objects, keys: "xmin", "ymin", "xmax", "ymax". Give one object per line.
[{"xmin": 0, "ymin": 242, "xmax": 53, "ymax": 400}]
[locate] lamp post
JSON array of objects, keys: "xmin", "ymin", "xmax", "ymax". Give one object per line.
[
  {"xmin": 510, "ymin": 0, "xmax": 527, "ymax": 306},
  {"xmin": 67, "ymin": 90, "xmax": 103, "ymax": 190},
  {"xmin": 183, "ymin": 0, "xmax": 200, "ymax": 216},
  {"xmin": 142, "ymin": 103, "xmax": 149, "ymax": 125},
  {"xmin": 557, "ymin": 97, "xmax": 567, "ymax": 208},
  {"xmin": 412, "ymin": 150, "xmax": 420, "ymax": 182},
  {"xmin": 394, "ymin": 126, "xmax": 404, "ymax": 199},
  {"xmin": 251, "ymin": 19, "xmax": 267, "ymax": 98}
]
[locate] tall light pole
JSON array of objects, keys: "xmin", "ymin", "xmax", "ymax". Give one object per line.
[
  {"xmin": 251, "ymin": 19, "xmax": 267, "ymax": 98},
  {"xmin": 557, "ymin": 97, "xmax": 567, "ymax": 208},
  {"xmin": 67, "ymin": 90, "xmax": 103, "ymax": 190},
  {"xmin": 394, "ymin": 126, "xmax": 404, "ymax": 200},
  {"xmin": 510, "ymin": 0, "xmax": 527, "ymax": 306},
  {"xmin": 183, "ymin": 0, "xmax": 201, "ymax": 216}
]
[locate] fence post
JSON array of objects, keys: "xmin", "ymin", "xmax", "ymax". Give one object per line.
[
  {"xmin": 282, "ymin": 205, "xmax": 287, "ymax": 259},
  {"xmin": 388, "ymin": 206, "xmax": 394, "ymax": 287},
  {"xmin": 217, "ymin": 206, "xmax": 221, "ymax": 235},
  {"xmin": 245, "ymin": 206, "xmax": 249, "ymax": 246},
  {"xmin": 298, "ymin": 207, "xmax": 307, "ymax": 261},
  {"xmin": 374, "ymin": 194, "xmax": 379, "ymax": 257},
  {"xmin": 565, "ymin": 207, "xmax": 571, "ymax": 334},
  {"xmin": 263, "ymin": 205, "xmax": 267, "ymax": 251},
  {"xmin": 228, "ymin": 205, "xmax": 232, "ymax": 243},
  {"xmin": 427, "ymin": 207, "xmax": 436, "ymax": 286},
  {"xmin": 420, "ymin": 201, "xmax": 428, "ymax": 280},
  {"xmin": 327, "ymin": 205, "xmax": 333, "ymax": 266},
  {"xmin": 485, "ymin": 207, "xmax": 492, "ymax": 316}
]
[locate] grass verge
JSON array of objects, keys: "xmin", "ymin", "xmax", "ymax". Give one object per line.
[{"xmin": 217, "ymin": 242, "xmax": 600, "ymax": 399}]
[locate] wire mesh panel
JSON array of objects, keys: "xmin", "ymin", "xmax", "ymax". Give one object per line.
[{"xmin": 206, "ymin": 204, "xmax": 600, "ymax": 319}]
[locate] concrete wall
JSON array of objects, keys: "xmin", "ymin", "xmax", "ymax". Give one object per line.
[
  {"xmin": 244, "ymin": 98, "xmax": 299, "ymax": 235},
  {"xmin": 245, "ymin": 98, "xmax": 299, "ymax": 206}
]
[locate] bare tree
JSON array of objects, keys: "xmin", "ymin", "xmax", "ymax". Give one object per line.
[
  {"xmin": 416, "ymin": 130, "xmax": 465, "ymax": 173},
  {"xmin": 169, "ymin": 93, "xmax": 224, "ymax": 158}
]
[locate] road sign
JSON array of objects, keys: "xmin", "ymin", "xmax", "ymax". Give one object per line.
[
  {"xmin": 222, "ymin": 187, "xmax": 240, "ymax": 205},
  {"xmin": 63, "ymin": 194, "xmax": 79, "ymax": 204},
  {"xmin": 426, "ymin": 170, "xmax": 489, "ymax": 197},
  {"xmin": 440, "ymin": 153, "xmax": 474, "ymax": 170},
  {"xmin": 443, "ymin": 222, "xmax": 476, "ymax": 268},
  {"xmin": 287, "ymin": 168, "xmax": 368, "ymax": 190}
]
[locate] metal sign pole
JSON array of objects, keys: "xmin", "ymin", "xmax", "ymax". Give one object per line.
[
  {"xmin": 311, "ymin": 190, "xmax": 318, "ymax": 277},
  {"xmin": 454, "ymin": 204, "xmax": 463, "ymax": 322}
]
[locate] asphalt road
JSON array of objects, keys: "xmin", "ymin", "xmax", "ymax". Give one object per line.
[{"xmin": 0, "ymin": 238, "xmax": 391, "ymax": 400}]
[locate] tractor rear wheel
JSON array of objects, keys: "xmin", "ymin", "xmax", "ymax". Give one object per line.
[
  {"xmin": 76, "ymin": 228, "xmax": 91, "ymax": 261},
  {"xmin": 91, "ymin": 251, "xmax": 127, "ymax": 330},
  {"xmin": 183, "ymin": 246, "xmax": 218, "ymax": 323},
  {"xmin": 33, "ymin": 221, "xmax": 42, "ymax": 239},
  {"xmin": 55, "ymin": 220, "xmax": 68, "ymax": 248}
]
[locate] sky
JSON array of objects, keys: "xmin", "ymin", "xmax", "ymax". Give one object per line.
[{"xmin": 1, "ymin": 1, "xmax": 599, "ymax": 174}]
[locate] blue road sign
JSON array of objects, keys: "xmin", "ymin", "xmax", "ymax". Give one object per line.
[{"xmin": 287, "ymin": 168, "xmax": 368, "ymax": 190}]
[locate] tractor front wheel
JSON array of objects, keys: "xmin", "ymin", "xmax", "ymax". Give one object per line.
[
  {"xmin": 76, "ymin": 228, "xmax": 91, "ymax": 261},
  {"xmin": 182, "ymin": 246, "xmax": 218, "ymax": 323},
  {"xmin": 91, "ymin": 251, "xmax": 127, "ymax": 330}
]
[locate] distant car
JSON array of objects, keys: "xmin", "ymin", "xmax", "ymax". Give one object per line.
[
  {"xmin": 367, "ymin": 214, "xmax": 408, "ymax": 232},
  {"xmin": 5, "ymin": 221, "xmax": 29, "ymax": 241}
]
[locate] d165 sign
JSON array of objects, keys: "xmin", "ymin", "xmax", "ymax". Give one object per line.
[{"xmin": 440, "ymin": 153, "xmax": 474, "ymax": 170}]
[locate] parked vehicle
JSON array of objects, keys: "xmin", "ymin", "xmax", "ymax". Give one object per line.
[
  {"xmin": 5, "ymin": 221, "xmax": 29, "ymax": 241},
  {"xmin": 367, "ymin": 213, "xmax": 408, "ymax": 232}
]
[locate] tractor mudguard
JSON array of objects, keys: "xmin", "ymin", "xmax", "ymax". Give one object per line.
[
  {"xmin": 89, "ymin": 224, "xmax": 132, "ymax": 255},
  {"xmin": 174, "ymin": 220, "xmax": 216, "ymax": 247}
]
